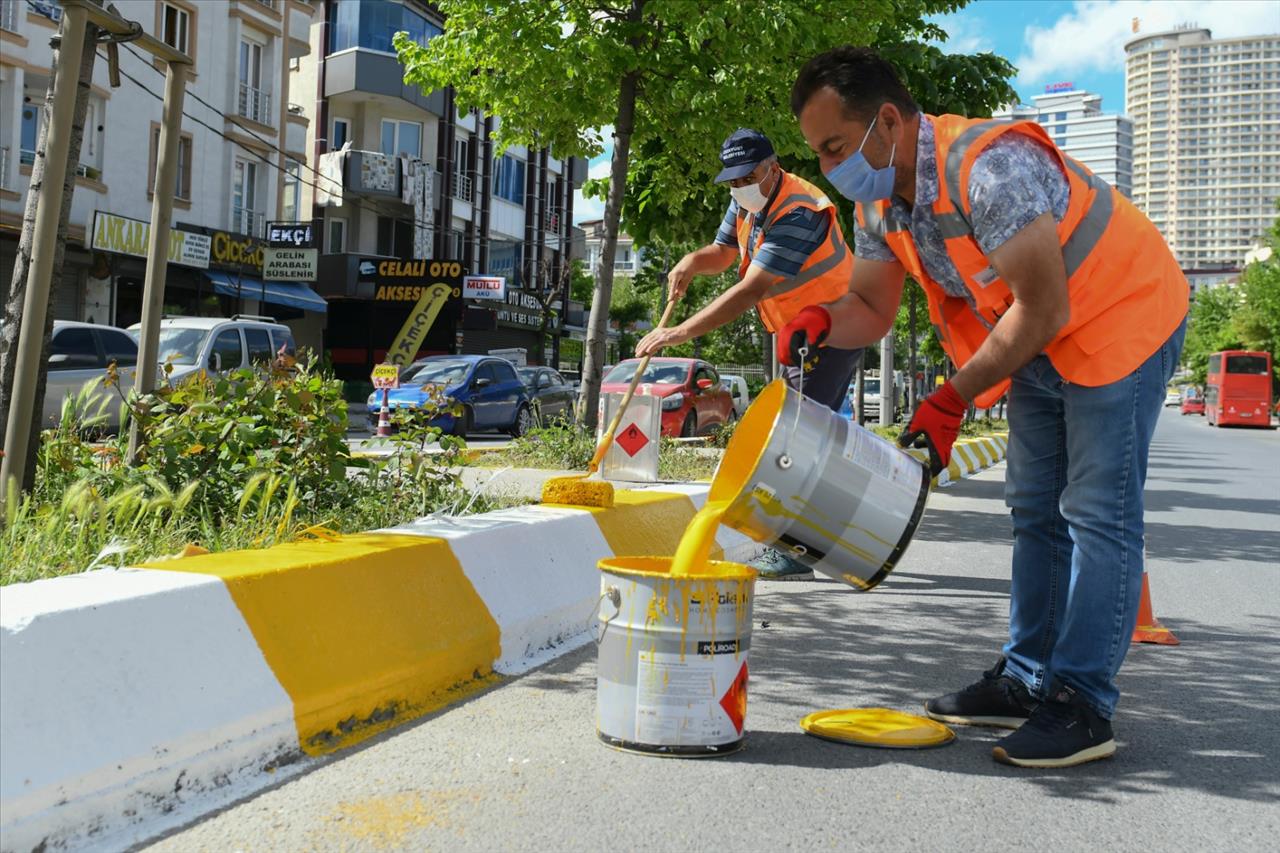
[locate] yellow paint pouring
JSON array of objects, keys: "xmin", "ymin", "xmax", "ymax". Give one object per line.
[{"xmin": 669, "ymin": 500, "xmax": 733, "ymax": 577}]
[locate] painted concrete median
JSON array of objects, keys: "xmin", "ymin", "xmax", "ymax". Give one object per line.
[{"xmin": 0, "ymin": 484, "xmax": 759, "ymax": 853}]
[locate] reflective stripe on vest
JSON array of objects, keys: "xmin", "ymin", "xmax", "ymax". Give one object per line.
[{"xmin": 761, "ymin": 224, "xmax": 850, "ymax": 299}]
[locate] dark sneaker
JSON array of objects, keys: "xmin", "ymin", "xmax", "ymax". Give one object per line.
[
  {"xmin": 925, "ymin": 657, "xmax": 1039, "ymax": 729},
  {"xmin": 748, "ymin": 549, "xmax": 814, "ymax": 580},
  {"xmin": 992, "ymin": 684, "xmax": 1116, "ymax": 768}
]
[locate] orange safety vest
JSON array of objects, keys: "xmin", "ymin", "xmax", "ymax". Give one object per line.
[
  {"xmin": 857, "ymin": 115, "xmax": 1188, "ymax": 408},
  {"xmin": 736, "ymin": 171, "xmax": 853, "ymax": 333}
]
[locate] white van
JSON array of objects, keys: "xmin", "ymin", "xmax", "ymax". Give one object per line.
[
  {"xmin": 43, "ymin": 320, "xmax": 138, "ymax": 432},
  {"xmin": 127, "ymin": 315, "xmax": 296, "ymax": 385}
]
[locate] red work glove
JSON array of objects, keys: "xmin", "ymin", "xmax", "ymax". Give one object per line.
[
  {"xmin": 899, "ymin": 380, "xmax": 967, "ymax": 477},
  {"xmin": 777, "ymin": 306, "xmax": 831, "ymax": 368}
]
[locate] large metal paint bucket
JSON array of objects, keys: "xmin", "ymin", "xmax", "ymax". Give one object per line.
[
  {"xmin": 711, "ymin": 380, "xmax": 929, "ymax": 590},
  {"xmin": 596, "ymin": 557, "xmax": 756, "ymax": 756}
]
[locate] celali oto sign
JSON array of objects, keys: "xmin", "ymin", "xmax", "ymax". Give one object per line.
[
  {"xmin": 463, "ymin": 275, "xmax": 506, "ymax": 301},
  {"xmin": 266, "ymin": 221, "xmax": 316, "ymax": 248},
  {"xmin": 262, "ymin": 247, "xmax": 318, "ymax": 281},
  {"xmin": 90, "ymin": 212, "xmax": 210, "ymax": 269}
]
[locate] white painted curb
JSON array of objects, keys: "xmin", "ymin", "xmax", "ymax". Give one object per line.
[{"xmin": 0, "ymin": 483, "xmax": 757, "ymax": 852}]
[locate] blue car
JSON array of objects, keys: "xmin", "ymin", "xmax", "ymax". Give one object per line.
[{"xmin": 366, "ymin": 355, "xmax": 534, "ymax": 437}]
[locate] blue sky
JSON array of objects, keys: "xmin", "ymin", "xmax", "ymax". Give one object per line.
[{"xmin": 575, "ymin": 0, "xmax": 1280, "ymax": 223}]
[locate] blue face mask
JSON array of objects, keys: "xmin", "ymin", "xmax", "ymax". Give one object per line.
[{"xmin": 823, "ymin": 117, "xmax": 896, "ymax": 203}]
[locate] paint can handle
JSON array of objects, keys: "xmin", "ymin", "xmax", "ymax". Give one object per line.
[
  {"xmin": 591, "ymin": 586, "xmax": 622, "ymax": 646},
  {"xmin": 778, "ymin": 345, "xmax": 808, "ymax": 469}
]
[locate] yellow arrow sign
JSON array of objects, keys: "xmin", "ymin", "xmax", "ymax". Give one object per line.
[{"xmin": 386, "ymin": 282, "xmax": 454, "ymax": 367}]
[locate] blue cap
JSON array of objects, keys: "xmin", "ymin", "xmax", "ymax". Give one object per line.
[{"xmin": 714, "ymin": 128, "xmax": 775, "ymax": 183}]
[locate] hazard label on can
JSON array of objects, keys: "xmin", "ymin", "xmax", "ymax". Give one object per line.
[
  {"xmin": 616, "ymin": 422, "xmax": 650, "ymax": 457},
  {"xmin": 635, "ymin": 649, "xmax": 747, "ymax": 744}
]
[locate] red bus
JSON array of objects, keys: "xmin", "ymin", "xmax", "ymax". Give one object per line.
[{"xmin": 1205, "ymin": 350, "xmax": 1273, "ymax": 428}]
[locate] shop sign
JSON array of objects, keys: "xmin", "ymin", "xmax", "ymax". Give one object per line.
[
  {"xmin": 496, "ymin": 288, "xmax": 546, "ymax": 330},
  {"xmin": 371, "ymin": 363, "xmax": 400, "ymax": 389},
  {"xmin": 463, "ymin": 275, "xmax": 506, "ymax": 301},
  {"xmin": 262, "ymin": 247, "xmax": 318, "ymax": 281},
  {"xmin": 210, "ymin": 230, "xmax": 265, "ymax": 273},
  {"xmin": 266, "ymin": 221, "xmax": 316, "ymax": 248},
  {"xmin": 90, "ymin": 211, "xmax": 210, "ymax": 269},
  {"xmin": 359, "ymin": 258, "xmax": 466, "ymax": 301}
]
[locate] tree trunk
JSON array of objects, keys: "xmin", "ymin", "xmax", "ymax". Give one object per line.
[
  {"xmin": 578, "ymin": 66, "xmax": 639, "ymax": 430},
  {"xmin": 855, "ymin": 363, "xmax": 866, "ymax": 426},
  {"xmin": 0, "ymin": 17, "xmax": 100, "ymax": 491}
]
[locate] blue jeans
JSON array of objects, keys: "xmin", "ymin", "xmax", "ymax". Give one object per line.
[{"xmin": 1002, "ymin": 321, "xmax": 1185, "ymax": 719}]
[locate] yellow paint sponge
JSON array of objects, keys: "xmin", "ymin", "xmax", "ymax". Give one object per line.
[{"xmin": 541, "ymin": 478, "xmax": 615, "ymax": 508}]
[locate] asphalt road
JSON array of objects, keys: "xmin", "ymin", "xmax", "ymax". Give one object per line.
[{"xmin": 145, "ymin": 409, "xmax": 1280, "ymax": 852}]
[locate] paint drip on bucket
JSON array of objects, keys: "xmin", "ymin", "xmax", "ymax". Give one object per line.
[{"xmin": 596, "ymin": 556, "xmax": 756, "ymax": 756}]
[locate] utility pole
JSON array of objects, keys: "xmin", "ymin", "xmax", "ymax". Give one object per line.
[
  {"xmin": 880, "ymin": 332, "xmax": 895, "ymax": 426},
  {"xmin": 1, "ymin": 3, "xmax": 89, "ymax": 499},
  {"xmin": 127, "ymin": 58, "xmax": 188, "ymax": 461}
]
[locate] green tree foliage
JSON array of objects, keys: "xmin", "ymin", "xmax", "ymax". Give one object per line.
[
  {"xmin": 1183, "ymin": 286, "xmax": 1242, "ymax": 385},
  {"xmin": 398, "ymin": 1, "xmax": 1017, "ymax": 425}
]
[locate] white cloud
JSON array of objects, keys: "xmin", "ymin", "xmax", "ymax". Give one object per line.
[
  {"xmin": 1015, "ymin": 0, "xmax": 1280, "ymax": 88},
  {"xmin": 929, "ymin": 11, "xmax": 995, "ymax": 54}
]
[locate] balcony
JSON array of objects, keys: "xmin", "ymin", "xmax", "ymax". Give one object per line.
[
  {"xmin": 231, "ymin": 207, "xmax": 264, "ymax": 237},
  {"xmin": 324, "ymin": 50, "xmax": 446, "ymax": 116},
  {"xmin": 452, "ymin": 171, "xmax": 473, "ymax": 204},
  {"xmin": 251, "ymin": 0, "xmax": 278, "ymax": 10},
  {"xmin": 237, "ymin": 84, "xmax": 272, "ymax": 126}
]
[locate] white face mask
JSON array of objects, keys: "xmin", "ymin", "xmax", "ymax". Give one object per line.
[{"xmin": 730, "ymin": 170, "xmax": 771, "ymax": 212}]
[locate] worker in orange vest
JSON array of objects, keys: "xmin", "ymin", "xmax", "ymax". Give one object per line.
[
  {"xmin": 785, "ymin": 47, "xmax": 1187, "ymax": 768},
  {"xmin": 636, "ymin": 128, "xmax": 861, "ymax": 580}
]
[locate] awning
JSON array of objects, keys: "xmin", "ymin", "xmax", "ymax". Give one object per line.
[{"xmin": 203, "ymin": 271, "xmax": 328, "ymax": 313}]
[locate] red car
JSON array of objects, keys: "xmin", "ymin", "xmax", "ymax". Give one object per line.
[
  {"xmin": 1180, "ymin": 388, "xmax": 1205, "ymax": 415},
  {"xmin": 601, "ymin": 358, "xmax": 735, "ymax": 437}
]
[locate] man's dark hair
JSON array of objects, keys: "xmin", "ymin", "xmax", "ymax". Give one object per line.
[{"xmin": 791, "ymin": 46, "xmax": 919, "ymax": 120}]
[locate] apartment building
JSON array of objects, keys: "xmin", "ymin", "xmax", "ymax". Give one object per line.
[
  {"xmin": 995, "ymin": 87, "xmax": 1134, "ymax": 197},
  {"xmin": 0, "ymin": 0, "xmax": 324, "ymax": 349},
  {"xmin": 1126, "ymin": 26, "xmax": 1280, "ymax": 271},
  {"xmin": 292, "ymin": 0, "xmax": 587, "ymax": 382}
]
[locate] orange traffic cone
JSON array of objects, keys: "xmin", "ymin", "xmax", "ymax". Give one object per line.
[{"xmin": 1132, "ymin": 573, "xmax": 1179, "ymax": 645}]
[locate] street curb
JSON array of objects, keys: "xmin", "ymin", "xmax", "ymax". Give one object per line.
[
  {"xmin": 904, "ymin": 431, "xmax": 1009, "ymax": 487},
  {"xmin": 0, "ymin": 484, "xmax": 757, "ymax": 853}
]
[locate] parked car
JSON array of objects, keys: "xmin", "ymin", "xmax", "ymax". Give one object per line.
[
  {"xmin": 43, "ymin": 320, "xmax": 138, "ymax": 432},
  {"xmin": 1180, "ymin": 387, "xmax": 1205, "ymax": 415},
  {"xmin": 600, "ymin": 357, "xmax": 734, "ymax": 438},
  {"xmin": 126, "ymin": 315, "xmax": 296, "ymax": 386},
  {"xmin": 366, "ymin": 355, "xmax": 533, "ymax": 437},
  {"xmin": 518, "ymin": 366, "xmax": 576, "ymax": 426},
  {"xmin": 839, "ymin": 372, "xmax": 903, "ymax": 422},
  {"xmin": 1163, "ymin": 387, "xmax": 1183, "ymax": 407},
  {"xmin": 720, "ymin": 373, "xmax": 751, "ymax": 418}
]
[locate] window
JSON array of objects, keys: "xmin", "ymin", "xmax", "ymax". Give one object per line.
[
  {"xmin": 245, "ymin": 329, "xmax": 274, "ymax": 365},
  {"xmin": 332, "ymin": 117, "xmax": 351, "ymax": 150},
  {"xmin": 50, "ymin": 328, "xmax": 99, "ymax": 369},
  {"xmin": 98, "ymin": 330, "xmax": 138, "ymax": 367},
  {"xmin": 490, "ymin": 361, "xmax": 519, "ymax": 384},
  {"xmin": 161, "ymin": 3, "xmax": 190, "ymax": 55},
  {"xmin": 1055, "ymin": 111, "xmax": 1067, "ymax": 121},
  {"xmin": 282, "ymin": 159, "xmax": 301, "ymax": 221},
  {"xmin": 380, "ymin": 119, "xmax": 421, "ymax": 159},
  {"xmin": 150, "ymin": 126, "xmax": 193, "ymax": 201},
  {"xmin": 20, "ymin": 104, "xmax": 39, "ymax": 165},
  {"xmin": 210, "ymin": 329, "xmax": 243, "ymax": 370},
  {"xmin": 493, "ymin": 154, "xmax": 525, "ymax": 204},
  {"xmin": 474, "ymin": 362, "xmax": 499, "ymax": 384},
  {"xmin": 232, "ymin": 158, "xmax": 260, "ymax": 235},
  {"xmin": 238, "ymin": 40, "xmax": 270, "ymax": 124},
  {"xmin": 376, "ymin": 216, "xmax": 413, "ymax": 257},
  {"xmin": 328, "ymin": 0, "xmax": 442, "ymax": 53},
  {"xmin": 270, "ymin": 328, "xmax": 296, "ymax": 356},
  {"xmin": 327, "ymin": 217, "xmax": 347, "ymax": 253}
]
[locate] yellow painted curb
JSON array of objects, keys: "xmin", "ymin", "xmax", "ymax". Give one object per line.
[
  {"xmin": 553, "ymin": 489, "xmax": 725, "ymax": 561},
  {"xmin": 141, "ymin": 533, "xmax": 502, "ymax": 755}
]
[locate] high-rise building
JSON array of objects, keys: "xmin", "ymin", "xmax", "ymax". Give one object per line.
[
  {"xmin": 1125, "ymin": 26, "xmax": 1280, "ymax": 271},
  {"xmin": 995, "ymin": 87, "xmax": 1134, "ymax": 198}
]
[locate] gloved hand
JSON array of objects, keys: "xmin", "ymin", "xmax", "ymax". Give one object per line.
[
  {"xmin": 777, "ymin": 305, "xmax": 831, "ymax": 368},
  {"xmin": 899, "ymin": 380, "xmax": 967, "ymax": 477}
]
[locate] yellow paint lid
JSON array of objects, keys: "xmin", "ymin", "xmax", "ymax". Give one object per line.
[{"xmin": 799, "ymin": 708, "xmax": 955, "ymax": 749}]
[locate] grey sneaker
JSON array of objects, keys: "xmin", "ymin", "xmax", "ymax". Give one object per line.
[{"xmin": 748, "ymin": 549, "xmax": 814, "ymax": 580}]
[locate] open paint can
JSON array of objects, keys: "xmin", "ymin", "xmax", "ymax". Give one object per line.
[
  {"xmin": 711, "ymin": 380, "xmax": 929, "ymax": 590},
  {"xmin": 595, "ymin": 557, "xmax": 756, "ymax": 757}
]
